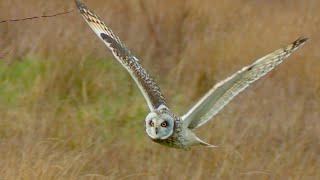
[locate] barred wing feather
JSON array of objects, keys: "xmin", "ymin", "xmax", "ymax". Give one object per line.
[
  {"xmin": 182, "ymin": 38, "xmax": 307, "ymax": 129},
  {"xmin": 75, "ymin": 0, "xmax": 167, "ymax": 111}
]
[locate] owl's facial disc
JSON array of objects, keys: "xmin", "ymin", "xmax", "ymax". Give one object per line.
[{"xmin": 145, "ymin": 112, "xmax": 174, "ymax": 140}]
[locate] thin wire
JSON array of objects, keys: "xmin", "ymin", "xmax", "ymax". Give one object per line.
[{"xmin": 0, "ymin": 9, "xmax": 74, "ymax": 24}]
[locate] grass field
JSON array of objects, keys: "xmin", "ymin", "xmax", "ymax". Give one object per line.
[{"xmin": 0, "ymin": 0, "xmax": 319, "ymax": 179}]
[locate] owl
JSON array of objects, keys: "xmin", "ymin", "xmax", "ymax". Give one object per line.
[{"xmin": 75, "ymin": 0, "xmax": 307, "ymax": 150}]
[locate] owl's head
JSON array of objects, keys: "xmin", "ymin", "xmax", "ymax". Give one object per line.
[{"xmin": 145, "ymin": 111, "xmax": 175, "ymax": 140}]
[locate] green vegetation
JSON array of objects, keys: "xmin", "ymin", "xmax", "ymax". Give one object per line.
[{"xmin": 0, "ymin": 56, "xmax": 147, "ymax": 141}]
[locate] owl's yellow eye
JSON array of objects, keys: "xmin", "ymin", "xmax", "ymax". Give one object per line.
[
  {"xmin": 161, "ymin": 122, "xmax": 167, "ymax": 127},
  {"xmin": 149, "ymin": 121, "xmax": 154, "ymax": 127}
]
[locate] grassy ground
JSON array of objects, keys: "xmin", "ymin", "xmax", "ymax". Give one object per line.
[{"xmin": 0, "ymin": 0, "xmax": 320, "ymax": 179}]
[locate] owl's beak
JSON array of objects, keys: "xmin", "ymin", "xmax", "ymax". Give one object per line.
[{"xmin": 155, "ymin": 127, "xmax": 159, "ymax": 134}]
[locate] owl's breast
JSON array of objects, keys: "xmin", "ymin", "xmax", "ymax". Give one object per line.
[{"xmin": 150, "ymin": 129, "xmax": 190, "ymax": 150}]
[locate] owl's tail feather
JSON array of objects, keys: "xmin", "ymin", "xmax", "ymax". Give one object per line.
[{"xmin": 196, "ymin": 136, "xmax": 218, "ymax": 148}]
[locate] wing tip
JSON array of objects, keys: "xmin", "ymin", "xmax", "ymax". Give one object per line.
[
  {"xmin": 75, "ymin": 0, "xmax": 87, "ymax": 15},
  {"xmin": 293, "ymin": 37, "xmax": 308, "ymax": 47},
  {"xmin": 75, "ymin": 0, "xmax": 85, "ymax": 9}
]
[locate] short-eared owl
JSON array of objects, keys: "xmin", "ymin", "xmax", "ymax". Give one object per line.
[{"xmin": 75, "ymin": 0, "xmax": 307, "ymax": 150}]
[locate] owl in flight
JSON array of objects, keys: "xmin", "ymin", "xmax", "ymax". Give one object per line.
[{"xmin": 75, "ymin": 0, "xmax": 307, "ymax": 150}]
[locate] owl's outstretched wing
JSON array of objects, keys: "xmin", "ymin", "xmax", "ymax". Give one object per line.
[
  {"xmin": 182, "ymin": 38, "xmax": 307, "ymax": 129},
  {"xmin": 75, "ymin": 0, "xmax": 167, "ymax": 111}
]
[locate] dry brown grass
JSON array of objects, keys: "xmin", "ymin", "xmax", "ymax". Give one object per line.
[{"xmin": 0, "ymin": 0, "xmax": 319, "ymax": 179}]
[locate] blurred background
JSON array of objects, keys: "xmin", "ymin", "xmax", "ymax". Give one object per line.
[{"xmin": 0, "ymin": 0, "xmax": 319, "ymax": 179}]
